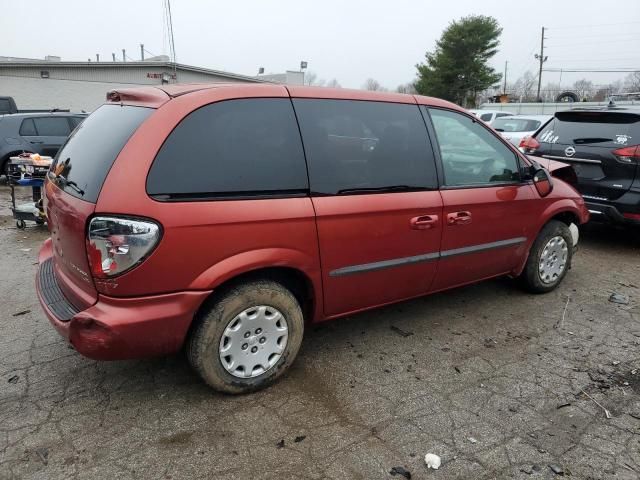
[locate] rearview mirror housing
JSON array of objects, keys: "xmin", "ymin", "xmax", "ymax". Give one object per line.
[{"xmin": 533, "ymin": 168, "xmax": 553, "ymax": 197}]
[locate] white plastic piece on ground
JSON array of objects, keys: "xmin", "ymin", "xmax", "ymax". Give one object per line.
[
  {"xmin": 569, "ymin": 223, "xmax": 579, "ymax": 247},
  {"xmin": 425, "ymin": 453, "xmax": 441, "ymax": 470}
]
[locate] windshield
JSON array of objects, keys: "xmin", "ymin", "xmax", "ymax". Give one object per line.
[
  {"xmin": 50, "ymin": 105, "xmax": 152, "ymax": 202},
  {"xmin": 493, "ymin": 118, "xmax": 542, "ymax": 132}
]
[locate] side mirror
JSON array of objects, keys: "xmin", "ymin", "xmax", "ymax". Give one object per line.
[{"xmin": 533, "ymin": 168, "xmax": 553, "ymax": 197}]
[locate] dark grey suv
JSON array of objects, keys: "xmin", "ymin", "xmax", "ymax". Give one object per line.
[
  {"xmin": 0, "ymin": 112, "xmax": 86, "ymax": 175},
  {"xmin": 521, "ymin": 107, "xmax": 640, "ymax": 226}
]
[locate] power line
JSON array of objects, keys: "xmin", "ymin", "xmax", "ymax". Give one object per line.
[
  {"xmin": 545, "ymin": 21, "xmax": 640, "ymax": 30},
  {"xmin": 547, "ymin": 39, "xmax": 640, "ymax": 48}
]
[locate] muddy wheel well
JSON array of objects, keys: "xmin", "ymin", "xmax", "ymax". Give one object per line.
[{"xmin": 197, "ymin": 267, "xmax": 316, "ymax": 324}]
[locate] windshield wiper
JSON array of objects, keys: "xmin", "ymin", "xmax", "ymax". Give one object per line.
[
  {"xmin": 56, "ymin": 174, "xmax": 85, "ymax": 196},
  {"xmin": 336, "ymin": 185, "xmax": 421, "ymax": 195}
]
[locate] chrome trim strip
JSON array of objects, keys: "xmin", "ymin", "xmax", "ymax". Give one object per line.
[
  {"xmin": 588, "ymin": 209, "xmax": 603, "ymax": 215},
  {"xmin": 541, "ymin": 155, "xmax": 602, "ymax": 164},
  {"xmin": 329, "ymin": 252, "xmax": 440, "ymax": 277},
  {"xmin": 329, "ymin": 237, "xmax": 527, "ymax": 277},
  {"xmin": 439, "ymin": 237, "xmax": 527, "ymax": 259}
]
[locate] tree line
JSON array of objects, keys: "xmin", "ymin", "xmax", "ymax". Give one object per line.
[{"xmin": 307, "ymin": 15, "xmax": 640, "ymax": 106}]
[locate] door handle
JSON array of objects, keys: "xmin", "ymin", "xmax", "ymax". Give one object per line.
[
  {"xmin": 410, "ymin": 215, "xmax": 438, "ymax": 230},
  {"xmin": 447, "ymin": 211, "xmax": 472, "ymax": 225},
  {"xmin": 29, "ymin": 140, "xmax": 44, "ymax": 144}
]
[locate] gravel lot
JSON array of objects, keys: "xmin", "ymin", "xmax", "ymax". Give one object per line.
[{"xmin": 1, "ymin": 183, "xmax": 639, "ymax": 479}]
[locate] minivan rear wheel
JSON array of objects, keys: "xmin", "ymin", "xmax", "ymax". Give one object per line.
[
  {"xmin": 519, "ymin": 220, "xmax": 573, "ymax": 293},
  {"xmin": 187, "ymin": 280, "xmax": 304, "ymax": 394}
]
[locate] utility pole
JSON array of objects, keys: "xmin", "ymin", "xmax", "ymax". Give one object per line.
[
  {"xmin": 140, "ymin": 44, "xmax": 144, "ymax": 61},
  {"xmin": 535, "ymin": 26, "xmax": 548, "ymax": 102},
  {"xmin": 503, "ymin": 61, "xmax": 508, "ymax": 95},
  {"xmin": 122, "ymin": 49, "xmax": 126, "ymax": 62},
  {"xmin": 112, "ymin": 53, "xmax": 116, "ymax": 62}
]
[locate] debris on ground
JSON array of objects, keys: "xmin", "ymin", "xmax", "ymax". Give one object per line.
[
  {"xmin": 555, "ymin": 296, "xmax": 570, "ymax": 329},
  {"xmin": 520, "ymin": 465, "xmax": 534, "ymax": 475},
  {"xmin": 424, "ymin": 453, "xmax": 441, "ymax": 470},
  {"xmin": 580, "ymin": 390, "xmax": 612, "ymax": 419},
  {"xmin": 19, "ymin": 248, "xmax": 31, "ymax": 252},
  {"xmin": 556, "ymin": 403, "xmax": 571, "ymax": 409},
  {"xmin": 12, "ymin": 309, "xmax": 31, "ymax": 317},
  {"xmin": 8, "ymin": 375, "xmax": 19, "ymax": 384},
  {"xmin": 35, "ymin": 447, "xmax": 49, "ymax": 465},
  {"xmin": 389, "ymin": 466, "xmax": 412, "ymax": 479},
  {"xmin": 294, "ymin": 435, "xmax": 306, "ymax": 443},
  {"xmin": 549, "ymin": 464, "xmax": 564, "ymax": 475},
  {"xmin": 467, "ymin": 437, "xmax": 477, "ymax": 444},
  {"xmin": 276, "ymin": 439, "xmax": 285, "ymax": 448},
  {"xmin": 612, "ymin": 361, "xmax": 621, "ymax": 366},
  {"xmin": 390, "ymin": 325, "xmax": 414, "ymax": 338},
  {"xmin": 609, "ymin": 293, "xmax": 629, "ymax": 305},
  {"xmin": 454, "ymin": 366, "xmax": 461, "ymax": 374}
]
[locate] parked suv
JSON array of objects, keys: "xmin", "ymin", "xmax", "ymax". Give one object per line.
[
  {"xmin": 0, "ymin": 112, "xmax": 86, "ymax": 176},
  {"xmin": 520, "ymin": 107, "xmax": 640, "ymax": 225},
  {"xmin": 36, "ymin": 84, "xmax": 588, "ymax": 393}
]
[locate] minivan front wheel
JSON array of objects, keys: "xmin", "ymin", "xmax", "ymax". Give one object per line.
[
  {"xmin": 520, "ymin": 220, "xmax": 573, "ymax": 293},
  {"xmin": 187, "ymin": 280, "xmax": 304, "ymax": 394}
]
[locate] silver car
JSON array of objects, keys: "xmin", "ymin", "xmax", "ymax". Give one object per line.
[{"xmin": 492, "ymin": 115, "xmax": 552, "ymax": 146}]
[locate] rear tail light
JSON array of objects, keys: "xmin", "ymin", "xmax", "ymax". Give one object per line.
[
  {"xmin": 623, "ymin": 212, "xmax": 640, "ymax": 221},
  {"xmin": 87, "ymin": 216, "xmax": 161, "ymax": 278},
  {"xmin": 519, "ymin": 136, "xmax": 540, "ymax": 153},
  {"xmin": 612, "ymin": 145, "xmax": 640, "ymax": 164}
]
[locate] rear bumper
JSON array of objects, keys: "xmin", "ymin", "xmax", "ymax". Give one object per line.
[
  {"xmin": 36, "ymin": 242, "xmax": 211, "ymax": 360},
  {"xmin": 585, "ymin": 198, "xmax": 640, "ymax": 225}
]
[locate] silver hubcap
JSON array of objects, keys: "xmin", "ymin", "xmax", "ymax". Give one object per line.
[
  {"xmin": 219, "ymin": 306, "xmax": 288, "ymax": 379},
  {"xmin": 539, "ymin": 235, "xmax": 568, "ymax": 284}
]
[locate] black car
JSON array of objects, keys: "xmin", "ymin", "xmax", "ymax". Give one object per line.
[
  {"xmin": 521, "ymin": 107, "xmax": 640, "ymax": 226},
  {"xmin": 0, "ymin": 112, "xmax": 86, "ymax": 176}
]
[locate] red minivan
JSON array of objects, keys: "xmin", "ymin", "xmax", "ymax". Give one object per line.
[{"xmin": 36, "ymin": 84, "xmax": 588, "ymax": 393}]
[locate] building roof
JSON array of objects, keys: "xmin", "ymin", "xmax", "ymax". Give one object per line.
[{"xmin": 0, "ymin": 60, "xmax": 267, "ymax": 84}]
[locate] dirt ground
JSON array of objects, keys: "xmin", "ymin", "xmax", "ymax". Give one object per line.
[{"xmin": 0, "ymin": 183, "xmax": 639, "ymax": 480}]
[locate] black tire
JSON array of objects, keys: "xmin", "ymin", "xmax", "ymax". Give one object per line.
[
  {"xmin": 16, "ymin": 220, "xmax": 26, "ymax": 230},
  {"xmin": 187, "ymin": 279, "xmax": 304, "ymax": 394},
  {"xmin": 520, "ymin": 220, "xmax": 573, "ymax": 293}
]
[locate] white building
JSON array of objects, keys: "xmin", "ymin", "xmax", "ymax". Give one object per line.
[{"xmin": 0, "ymin": 56, "xmax": 293, "ymax": 112}]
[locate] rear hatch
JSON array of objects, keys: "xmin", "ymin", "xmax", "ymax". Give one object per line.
[
  {"xmin": 45, "ymin": 104, "xmax": 153, "ymax": 309},
  {"xmin": 533, "ymin": 110, "xmax": 639, "ymax": 200}
]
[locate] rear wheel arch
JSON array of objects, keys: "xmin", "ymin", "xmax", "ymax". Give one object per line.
[{"xmin": 192, "ymin": 265, "xmax": 317, "ymax": 330}]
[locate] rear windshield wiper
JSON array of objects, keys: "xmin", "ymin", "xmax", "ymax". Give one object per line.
[
  {"xmin": 336, "ymin": 185, "xmax": 422, "ymax": 195},
  {"xmin": 573, "ymin": 137, "xmax": 612, "ymax": 144},
  {"xmin": 56, "ymin": 174, "xmax": 85, "ymax": 196}
]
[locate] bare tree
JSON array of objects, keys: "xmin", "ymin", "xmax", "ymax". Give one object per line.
[
  {"xmin": 510, "ymin": 71, "xmax": 537, "ymax": 102},
  {"xmin": 305, "ymin": 71, "xmax": 326, "ymax": 86},
  {"xmin": 363, "ymin": 78, "xmax": 387, "ymax": 91},
  {"xmin": 572, "ymin": 79, "xmax": 594, "ymax": 101},
  {"xmin": 396, "ymin": 83, "xmax": 417, "ymax": 94},
  {"xmin": 623, "ymin": 71, "xmax": 640, "ymax": 92},
  {"xmin": 326, "ymin": 78, "xmax": 342, "ymax": 88}
]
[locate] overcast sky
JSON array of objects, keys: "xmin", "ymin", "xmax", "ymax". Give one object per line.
[{"xmin": 2, "ymin": 0, "xmax": 639, "ymax": 89}]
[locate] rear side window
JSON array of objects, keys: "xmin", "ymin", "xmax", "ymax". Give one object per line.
[
  {"xmin": 480, "ymin": 113, "xmax": 493, "ymax": 122},
  {"xmin": 0, "ymin": 99, "xmax": 12, "ymax": 113},
  {"xmin": 69, "ymin": 116, "xmax": 85, "ymax": 129},
  {"xmin": 33, "ymin": 117, "xmax": 71, "ymax": 136},
  {"xmin": 293, "ymin": 99, "xmax": 437, "ymax": 194},
  {"xmin": 50, "ymin": 105, "xmax": 152, "ymax": 203},
  {"xmin": 147, "ymin": 98, "xmax": 307, "ymax": 199},
  {"xmin": 537, "ymin": 111, "xmax": 640, "ymax": 147},
  {"xmin": 493, "ymin": 118, "xmax": 542, "ymax": 132},
  {"xmin": 19, "ymin": 118, "xmax": 37, "ymax": 136}
]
